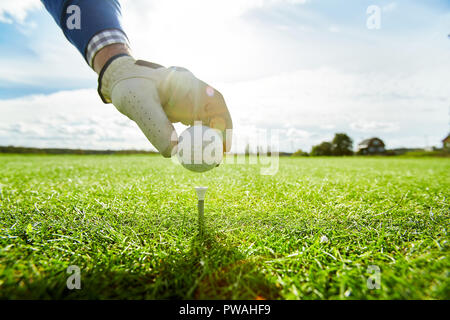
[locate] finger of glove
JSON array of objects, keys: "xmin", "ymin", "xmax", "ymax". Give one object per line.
[
  {"xmin": 159, "ymin": 68, "xmax": 201, "ymax": 125},
  {"xmin": 200, "ymin": 88, "xmax": 233, "ymax": 152},
  {"xmin": 159, "ymin": 69, "xmax": 232, "ymax": 152},
  {"xmin": 111, "ymin": 78, "xmax": 178, "ymax": 157}
]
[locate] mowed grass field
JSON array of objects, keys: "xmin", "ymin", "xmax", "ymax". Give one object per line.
[{"xmin": 0, "ymin": 155, "xmax": 448, "ymax": 299}]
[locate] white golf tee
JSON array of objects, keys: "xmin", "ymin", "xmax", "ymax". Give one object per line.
[{"xmin": 195, "ymin": 187, "xmax": 208, "ymax": 235}]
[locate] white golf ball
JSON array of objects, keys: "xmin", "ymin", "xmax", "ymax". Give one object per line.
[{"xmin": 177, "ymin": 125, "xmax": 223, "ymax": 173}]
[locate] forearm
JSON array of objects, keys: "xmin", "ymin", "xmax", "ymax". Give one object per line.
[{"xmin": 93, "ymin": 43, "xmax": 132, "ymax": 74}]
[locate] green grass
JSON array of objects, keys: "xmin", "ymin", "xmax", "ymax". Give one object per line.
[{"xmin": 0, "ymin": 155, "xmax": 448, "ymax": 299}]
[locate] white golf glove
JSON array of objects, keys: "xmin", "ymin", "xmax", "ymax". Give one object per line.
[{"xmin": 98, "ymin": 54, "xmax": 233, "ymax": 157}]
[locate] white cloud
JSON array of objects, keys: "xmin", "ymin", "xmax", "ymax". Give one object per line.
[
  {"xmin": 1, "ymin": 59, "xmax": 447, "ymax": 153},
  {"xmin": 383, "ymin": 2, "xmax": 398, "ymax": 13},
  {"xmin": 0, "ymin": 0, "xmax": 41, "ymax": 24},
  {"xmin": 219, "ymin": 64, "xmax": 449, "ymax": 150},
  {"xmin": 122, "ymin": 0, "xmax": 308, "ymax": 20},
  {"xmin": 120, "ymin": 0, "xmax": 312, "ymax": 82},
  {"xmin": 350, "ymin": 121, "xmax": 399, "ymax": 133},
  {"xmin": 0, "ymin": 89, "xmax": 151, "ymax": 150},
  {"xmin": 328, "ymin": 25, "xmax": 340, "ymax": 33}
]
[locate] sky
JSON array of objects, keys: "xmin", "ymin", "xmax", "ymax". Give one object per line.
[{"xmin": 0, "ymin": 0, "xmax": 449, "ymax": 152}]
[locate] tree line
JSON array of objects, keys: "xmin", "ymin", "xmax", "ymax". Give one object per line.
[
  {"xmin": 294, "ymin": 133, "xmax": 354, "ymax": 157},
  {"xmin": 0, "ymin": 145, "xmax": 158, "ymax": 155}
]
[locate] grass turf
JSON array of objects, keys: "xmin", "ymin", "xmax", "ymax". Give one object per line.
[{"xmin": 0, "ymin": 155, "xmax": 448, "ymax": 299}]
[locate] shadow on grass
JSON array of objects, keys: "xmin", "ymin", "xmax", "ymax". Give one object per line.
[
  {"xmin": 153, "ymin": 231, "xmax": 280, "ymax": 300},
  {"xmin": 3, "ymin": 230, "xmax": 280, "ymax": 300}
]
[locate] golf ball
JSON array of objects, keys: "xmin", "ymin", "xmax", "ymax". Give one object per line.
[{"xmin": 177, "ymin": 125, "xmax": 223, "ymax": 172}]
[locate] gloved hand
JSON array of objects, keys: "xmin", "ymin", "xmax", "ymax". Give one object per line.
[{"xmin": 98, "ymin": 54, "xmax": 233, "ymax": 157}]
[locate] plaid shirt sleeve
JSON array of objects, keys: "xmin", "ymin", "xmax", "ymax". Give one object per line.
[{"xmin": 85, "ymin": 29, "xmax": 130, "ymax": 68}]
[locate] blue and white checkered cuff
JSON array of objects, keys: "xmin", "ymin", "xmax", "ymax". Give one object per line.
[{"xmin": 86, "ymin": 29, "xmax": 130, "ymax": 68}]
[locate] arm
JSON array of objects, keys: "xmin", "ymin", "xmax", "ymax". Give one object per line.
[{"xmin": 41, "ymin": 0, "xmax": 232, "ymax": 157}]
